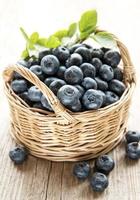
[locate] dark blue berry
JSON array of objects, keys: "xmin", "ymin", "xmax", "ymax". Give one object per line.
[
  {"xmin": 41, "ymin": 95, "xmax": 53, "ymax": 111},
  {"xmin": 67, "ymin": 100, "xmax": 82, "ymax": 112},
  {"xmin": 109, "ymin": 79, "xmax": 126, "ymax": 96},
  {"xmin": 18, "ymin": 92, "xmax": 32, "ymax": 106},
  {"xmin": 95, "ymin": 77, "xmax": 108, "ymax": 91},
  {"xmin": 126, "ymin": 131, "xmax": 140, "ymax": 143},
  {"xmin": 99, "ymin": 64, "xmax": 114, "ymax": 81},
  {"xmin": 98, "ymin": 90, "xmax": 106, "ymax": 106},
  {"xmin": 104, "ymin": 50, "xmax": 121, "ymax": 67},
  {"xmin": 82, "ymin": 77, "xmax": 97, "ymax": 90},
  {"xmin": 56, "ymin": 66, "xmax": 66, "ymax": 79},
  {"xmin": 28, "ymin": 57, "xmax": 40, "ymax": 66},
  {"xmin": 33, "ymin": 102, "xmax": 45, "ymax": 110},
  {"xmin": 80, "ymin": 63, "xmax": 96, "ymax": 78},
  {"xmin": 30, "ymin": 65, "xmax": 45, "ymax": 81},
  {"xmin": 104, "ymin": 91, "xmax": 119, "ymax": 106},
  {"xmin": 73, "ymin": 162, "xmax": 90, "ymax": 180},
  {"xmin": 101, "ymin": 47, "xmax": 110, "ymax": 53},
  {"xmin": 17, "ymin": 59, "xmax": 30, "ymax": 68},
  {"xmin": 44, "ymin": 77, "xmax": 59, "ymax": 87},
  {"xmin": 82, "ymin": 89, "xmax": 103, "ymax": 110},
  {"xmin": 69, "ymin": 44, "xmax": 84, "ymax": 54},
  {"xmin": 114, "ymin": 68, "xmax": 123, "ymax": 81},
  {"xmin": 75, "ymin": 47, "xmax": 92, "ymax": 62},
  {"xmin": 39, "ymin": 49, "xmax": 51, "ymax": 60},
  {"xmin": 91, "ymin": 58, "xmax": 102, "ymax": 74},
  {"xmin": 91, "ymin": 48, "xmax": 104, "ymax": 59},
  {"xmin": 52, "ymin": 46, "xmax": 70, "ymax": 62},
  {"xmin": 41, "ymin": 55, "xmax": 60, "ymax": 75},
  {"xmin": 74, "ymin": 85, "xmax": 85, "ymax": 99},
  {"xmin": 11, "ymin": 79, "xmax": 28, "ymax": 93},
  {"xmin": 126, "ymin": 142, "xmax": 140, "ymax": 160},
  {"xmin": 9, "ymin": 146, "xmax": 28, "ymax": 164},
  {"xmin": 57, "ymin": 85, "xmax": 79, "ymax": 106},
  {"xmin": 64, "ymin": 66, "xmax": 83, "ymax": 84},
  {"xmin": 95, "ymin": 155, "xmax": 115, "ymax": 174},
  {"xmin": 49, "ymin": 79, "xmax": 66, "ymax": 95},
  {"xmin": 66, "ymin": 53, "xmax": 83, "ymax": 67},
  {"xmin": 90, "ymin": 172, "xmax": 109, "ymax": 192},
  {"xmin": 28, "ymin": 86, "xmax": 42, "ymax": 102}
]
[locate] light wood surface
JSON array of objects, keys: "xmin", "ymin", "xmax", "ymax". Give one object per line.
[{"xmin": 0, "ymin": 0, "xmax": 140, "ymax": 199}]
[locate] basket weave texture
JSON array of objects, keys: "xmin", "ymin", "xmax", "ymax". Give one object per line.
[{"xmin": 3, "ymin": 35, "xmax": 136, "ymax": 161}]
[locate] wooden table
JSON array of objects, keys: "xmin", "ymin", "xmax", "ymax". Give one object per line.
[{"xmin": 0, "ymin": 0, "xmax": 140, "ymax": 199}]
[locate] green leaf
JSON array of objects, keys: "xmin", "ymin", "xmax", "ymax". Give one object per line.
[
  {"xmin": 45, "ymin": 36, "xmax": 61, "ymax": 48},
  {"xmin": 79, "ymin": 10, "xmax": 97, "ymax": 33},
  {"xmin": 91, "ymin": 32, "xmax": 117, "ymax": 48},
  {"xmin": 37, "ymin": 38, "xmax": 48, "ymax": 46},
  {"xmin": 20, "ymin": 27, "xmax": 29, "ymax": 41},
  {"xmin": 30, "ymin": 32, "xmax": 39, "ymax": 44},
  {"xmin": 26, "ymin": 41, "xmax": 35, "ymax": 50},
  {"xmin": 68, "ymin": 23, "xmax": 77, "ymax": 37},
  {"xmin": 21, "ymin": 49, "xmax": 29, "ymax": 59},
  {"xmin": 54, "ymin": 30, "xmax": 68, "ymax": 40}
]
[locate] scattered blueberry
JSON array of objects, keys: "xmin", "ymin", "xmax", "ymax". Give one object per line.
[
  {"xmin": 90, "ymin": 58, "xmax": 102, "ymax": 74},
  {"xmin": 125, "ymin": 131, "xmax": 140, "ymax": 143},
  {"xmin": 75, "ymin": 46, "xmax": 91, "ymax": 62},
  {"xmin": 44, "ymin": 77, "xmax": 59, "ymax": 87},
  {"xmin": 30, "ymin": 65, "xmax": 45, "ymax": 80},
  {"xmin": 64, "ymin": 66, "xmax": 83, "ymax": 84},
  {"xmin": 91, "ymin": 48, "xmax": 104, "ymax": 59},
  {"xmin": 49, "ymin": 79, "xmax": 66, "ymax": 95},
  {"xmin": 114, "ymin": 67, "xmax": 123, "ymax": 81},
  {"xmin": 41, "ymin": 95, "xmax": 53, "ymax": 111},
  {"xmin": 11, "ymin": 79, "xmax": 28, "ymax": 93},
  {"xmin": 104, "ymin": 91, "xmax": 119, "ymax": 106},
  {"xmin": 82, "ymin": 77, "xmax": 97, "ymax": 90},
  {"xmin": 104, "ymin": 50, "xmax": 121, "ymax": 67},
  {"xmin": 90, "ymin": 172, "xmax": 109, "ymax": 192},
  {"xmin": 9, "ymin": 146, "xmax": 28, "ymax": 164},
  {"xmin": 109, "ymin": 79, "xmax": 126, "ymax": 96},
  {"xmin": 52, "ymin": 46, "xmax": 70, "ymax": 62},
  {"xmin": 99, "ymin": 64, "xmax": 114, "ymax": 81},
  {"xmin": 126, "ymin": 142, "xmax": 140, "ymax": 160},
  {"xmin": 66, "ymin": 53, "xmax": 83, "ymax": 67},
  {"xmin": 95, "ymin": 77, "xmax": 108, "ymax": 91},
  {"xmin": 69, "ymin": 44, "xmax": 84, "ymax": 54},
  {"xmin": 73, "ymin": 162, "xmax": 90, "ymax": 180},
  {"xmin": 18, "ymin": 91, "xmax": 32, "ymax": 106},
  {"xmin": 80, "ymin": 63, "xmax": 96, "ymax": 78},
  {"xmin": 17, "ymin": 59, "xmax": 30, "ymax": 68},
  {"xmin": 57, "ymin": 66, "xmax": 66, "ymax": 79},
  {"xmin": 28, "ymin": 86, "xmax": 42, "ymax": 102}
]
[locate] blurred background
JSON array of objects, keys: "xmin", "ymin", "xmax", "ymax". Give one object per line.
[{"xmin": 0, "ymin": 0, "xmax": 140, "ymax": 128}]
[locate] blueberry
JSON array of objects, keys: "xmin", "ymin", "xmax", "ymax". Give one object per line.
[
  {"xmin": 68, "ymin": 100, "xmax": 82, "ymax": 112},
  {"xmin": 104, "ymin": 50, "xmax": 121, "ymax": 67},
  {"xmin": 75, "ymin": 47, "xmax": 91, "ymax": 62},
  {"xmin": 95, "ymin": 155, "xmax": 115, "ymax": 174},
  {"xmin": 64, "ymin": 66, "xmax": 83, "ymax": 84},
  {"xmin": 99, "ymin": 64, "xmax": 114, "ymax": 81},
  {"xmin": 95, "ymin": 77, "xmax": 108, "ymax": 91},
  {"xmin": 44, "ymin": 77, "xmax": 59, "ymax": 87},
  {"xmin": 11, "ymin": 79, "xmax": 28, "ymax": 93},
  {"xmin": 39, "ymin": 48, "xmax": 51, "ymax": 60},
  {"xmin": 57, "ymin": 85, "xmax": 79, "ymax": 106},
  {"xmin": 104, "ymin": 91, "xmax": 119, "ymax": 106},
  {"xmin": 66, "ymin": 53, "xmax": 83, "ymax": 67},
  {"xmin": 90, "ymin": 58, "xmax": 102, "ymax": 74},
  {"xmin": 98, "ymin": 90, "xmax": 106, "ymax": 106},
  {"xmin": 82, "ymin": 89, "xmax": 103, "ymax": 110},
  {"xmin": 69, "ymin": 44, "xmax": 83, "ymax": 54},
  {"xmin": 80, "ymin": 63, "xmax": 96, "ymax": 78},
  {"xmin": 75, "ymin": 85, "xmax": 85, "ymax": 99},
  {"xmin": 18, "ymin": 92, "xmax": 32, "ymax": 106},
  {"xmin": 126, "ymin": 142, "xmax": 140, "ymax": 160},
  {"xmin": 28, "ymin": 57, "xmax": 40, "ymax": 66},
  {"xmin": 114, "ymin": 68, "xmax": 123, "ymax": 81},
  {"xmin": 83, "ymin": 43, "xmax": 93, "ymax": 49},
  {"xmin": 101, "ymin": 47, "xmax": 111, "ymax": 53},
  {"xmin": 28, "ymin": 86, "xmax": 42, "ymax": 102},
  {"xmin": 9, "ymin": 146, "xmax": 28, "ymax": 164},
  {"xmin": 41, "ymin": 55, "xmax": 60, "ymax": 75},
  {"xmin": 52, "ymin": 46, "xmax": 70, "ymax": 62},
  {"xmin": 33, "ymin": 102, "xmax": 45, "ymax": 110},
  {"xmin": 73, "ymin": 162, "xmax": 90, "ymax": 180},
  {"xmin": 56, "ymin": 66, "xmax": 66, "ymax": 79},
  {"xmin": 49, "ymin": 79, "xmax": 66, "ymax": 95},
  {"xmin": 17, "ymin": 59, "xmax": 30, "ymax": 68},
  {"xmin": 41, "ymin": 95, "xmax": 53, "ymax": 111},
  {"xmin": 30, "ymin": 65, "xmax": 45, "ymax": 81},
  {"xmin": 91, "ymin": 48, "xmax": 104, "ymax": 59},
  {"xmin": 90, "ymin": 172, "xmax": 109, "ymax": 192},
  {"xmin": 82, "ymin": 77, "xmax": 97, "ymax": 90},
  {"xmin": 109, "ymin": 79, "xmax": 126, "ymax": 96},
  {"xmin": 125, "ymin": 131, "xmax": 140, "ymax": 143}
]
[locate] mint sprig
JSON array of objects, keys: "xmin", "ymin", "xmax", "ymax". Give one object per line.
[{"xmin": 20, "ymin": 10, "xmax": 117, "ymax": 59}]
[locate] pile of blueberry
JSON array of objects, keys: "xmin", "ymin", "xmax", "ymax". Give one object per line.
[{"xmin": 11, "ymin": 43, "xmax": 126, "ymax": 112}]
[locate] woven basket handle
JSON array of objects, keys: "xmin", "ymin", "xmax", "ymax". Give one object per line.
[{"xmin": 3, "ymin": 64, "xmax": 77, "ymax": 125}]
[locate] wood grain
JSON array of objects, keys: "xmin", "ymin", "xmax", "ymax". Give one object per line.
[{"xmin": 0, "ymin": 0, "xmax": 140, "ymax": 199}]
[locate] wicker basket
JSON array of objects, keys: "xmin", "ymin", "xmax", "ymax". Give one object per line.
[{"xmin": 3, "ymin": 35, "xmax": 136, "ymax": 161}]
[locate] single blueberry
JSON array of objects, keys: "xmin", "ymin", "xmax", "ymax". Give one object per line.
[
  {"xmin": 74, "ymin": 85, "xmax": 85, "ymax": 99},
  {"xmin": 114, "ymin": 67, "xmax": 123, "ymax": 81},
  {"xmin": 41, "ymin": 55, "xmax": 60, "ymax": 75},
  {"xmin": 9, "ymin": 146, "xmax": 28, "ymax": 164},
  {"xmin": 33, "ymin": 102, "xmax": 45, "ymax": 110},
  {"xmin": 91, "ymin": 48, "xmax": 104, "ymax": 59},
  {"xmin": 95, "ymin": 77, "xmax": 108, "ymax": 91},
  {"xmin": 56, "ymin": 66, "xmax": 66, "ymax": 79},
  {"xmin": 90, "ymin": 172, "xmax": 109, "ymax": 192},
  {"xmin": 82, "ymin": 89, "xmax": 103, "ymax": 110},
  {"xmin": 82, "ymin": 77, "xmax": 97, "ymax": 90},
  {"xmin": 30, "ymin": 65, "xmax": 45, "ymax": 81},
  {"xmin": 69, "ymin": 44, "xmax": 84, "ymax": 54},
  {"xmin": 73, "ymin": 162, "xmax": 90, "ymax": 180},
  {"xmin": 28, "ymin": 86, "xmax": 42, "ymax": 102},
  {"xmin": 104, "ymin": 50, "xmax": 121, "ymax": 67},
  {"xmin": 64, "ymin": 66, "xmax": 83, "ymax": 84},
  {"xmin": 90, "ymin": 58, "xmax": 102, "ymax": 74},
  {"xmin": 101, "ymin": 47, "xmax": 111, "ymax": 53},
  {"xmin": 80, "ymin": 63, "xmax": 96, "ymax": 78},
  {"xmin": 17, "ymin": 59, "xmax": 30, "ymax": 68},
  {"xmin": 109, "ymin": 79, "xmax": 126, "ymax": 96},
  {"xmin": 41, "ymin": 95, "xmax": 53, "ymax": 111},
  {"xmin": 49, "ymin": 79, "xmax": 66, "ymax": 95},
  {"xmin": 28, "ymin": 57, "xmax": 40, "ymax": 66},
  {"xmin": 57, "ymin": 85, "xmax": 80, "ymax": 106},
  {"xmin": 99, "ymin": 64, "xmax": 114, "ymax": 82},
  {"xmin": 52, "ymin": 46, "xmax": 70, "ymax": 62},
  {"xmin": 44, "ymin": 77, "xmax": 59, "ymax": 87},
  {"xmin": 98, "ymin": 90, "xmax": 106, "ymax": 106},
  {"xmin": 11, "ymin": 79, "xmax": 28, "ymax": 93},
  {"xmin": 126, "ymin": 142, "xmax": 140, "ymax": 160},
  {"xmin": 39, "ymin": 48, "xmax": 52, "ymax": 60},
  {"xmin": 18, "ymin": 91, "xmax": 33, "ymax": 106},
  {"xmin": 95, "ymin": 155, "xmax": 115, "ymax": 174},
  {"xmin": 126, "ymin": 131, "xmax": 140, "ymax": 143},
  {"xmin": 104, "ymin": 91, "xmax": 119, "ymax": 106},
  {"xmin": 66, "ymin": 53, "xmax": 83, "ymax": 67},
  {"xmin": 67, "ymin": 100, "xmax": 82, "ymax": 112},
  {"xmin": 75, "ymin": 46, "xmax": 92, "ymax": 62}
]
